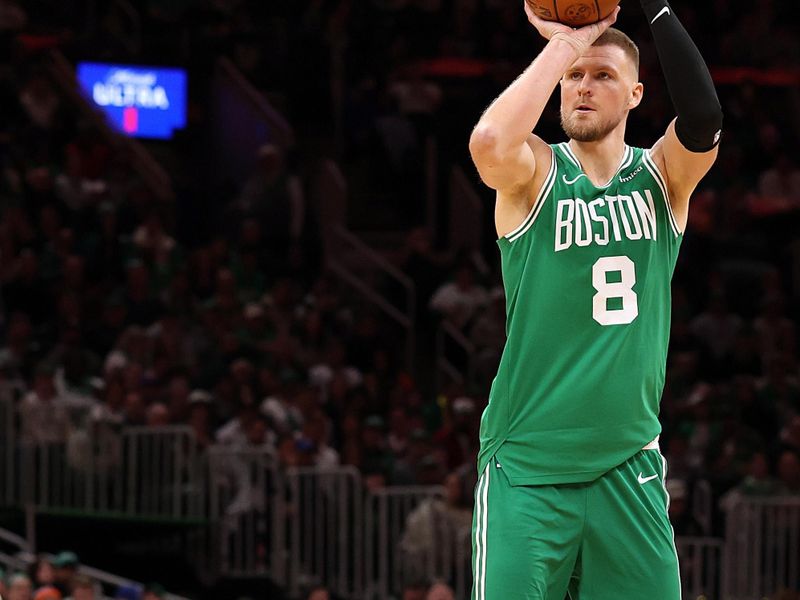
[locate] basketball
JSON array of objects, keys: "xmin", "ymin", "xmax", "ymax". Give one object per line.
[{"xmin": 526, "ymin": 0, "xmax": 620, "ymax": 27}]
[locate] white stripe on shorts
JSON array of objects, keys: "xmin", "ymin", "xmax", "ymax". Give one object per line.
[
  {"xmin": 474, "ymin": 464, "xmax": 490, "ymax": 600},
  {"xmin": 660, "ymin": 452, "xmax": 683, "ymax": 600}
]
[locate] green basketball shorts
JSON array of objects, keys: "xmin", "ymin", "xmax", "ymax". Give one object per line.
[{"xmin": 471, "ymin": 446, "xmax": 680, "ymax": 600}]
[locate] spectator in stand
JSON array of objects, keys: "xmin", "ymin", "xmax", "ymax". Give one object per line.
[
  {"xmin": 779, "ymin": 416, "xmax": 800, "ymax": 455},
  {"xmin": 719, "ymin": 451, "xmax": 779, "ymax": 511},
  {"xmin": 64, "ymin": 575, "xmax": 95, "ymax": 600},
  {"xmin": 236, "ymin": 144, "xmax": 305, "ymax": 276},
  {"xmin": 20, "ymin": 365, "xmax": 70, "ymax": 444},
  {"xmin": 426, "ymin": 582, "xmax": 456, "ymax": 600},
  {"xmin": 305, "ymin": 586, "xmax": 330, "ymax": 600},
  {"xmin": 50, "ymin": 552, "xmax": 79, "ymax": 598},
  {"xmin": 429, "ymin": 261, "xmax": 488, "ymax": 331},
  {"xmin": 433, "ymin": 396, "xmax": 478, "ymax": 471},
  {"xmin": 399, "ymin": 227, "xmax": 453, "ymax": 319},
  {"xmin": 400, "ymin": 472, "xmax": 473, "ymax": 581},
  {"xmin": 33, "ymin": 587, "xmax": 62, "ymax": 600},
  {"xmin": 31, "ymin": 555, "xmax": 55, "ymax": 589},
  {"xmin": 142, "ymin": 583, "xmax": 165, "ymax": 600},
  {"xmin": 666, "ymin": 479, "xmax": 704, "ymax": 536},
  {"xmin": 361, "ymin": 415, "xmax": 393, "ymax": 491},
  {"xmin": 689, "ymin": 292, "xmax": 743, "ymax": 374},
  {"xmin": 776, "ymin": 450, "xmax": 800, "ymax": 494},
  {"xmin": 187, "ymin": 389, "xmax": 213, "ymax": 449},
  {"xmin": 402, "ymin": 582, "xmax": 428, "ymax": 600},
  {"xmin": 754, "ymin": 154, "xmax": 800, "ymax": 213},
  {"xmin": 0, "ymin": 0, "xmax": 26, "ymax": 30},
  {"xmin": 469, "ymin": 286, "xmax": 506, "ymax": 387},
  {"xmin": 301, "ymin": 410, "xmax": 340, "ymax": 469},
  {"xmin": 759, "ymin": 354, "xmax": 800, "ymax": 423},
  {"xmin": 7, "ymin": 573, "xmax": 33, "ymax": 600},
  {"xmin": 752, "ymin": 293, "xmax": 796, "ymax": 361},
  {"xmin": 145, "ymin": 402, "xmax": 170, "ymax": 427},
  {"xmin": 393, "ymin": 428, "xmax": 433, "ymax": 485}
]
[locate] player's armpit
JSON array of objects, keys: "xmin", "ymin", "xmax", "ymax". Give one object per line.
[{"xmin": 651, "ymin": 119, "xmax": 719, "ymax": 232}]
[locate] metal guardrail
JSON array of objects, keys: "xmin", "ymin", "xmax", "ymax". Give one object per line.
[
  {"xmin": 328, "ymin": 226, "xmax": 417, "ymax": 372},
  {"xmin": 677, "ymin": 536, "xmax": 723, "ymax": 600},
  {"xmin": 694, "ymin": 479, "xmax": 714, "ymax": 536},
  {"xmin": 366, "ymin": 485, "xmax": 446, "ymax": 600},
  {"xmin": 206, "ymin": 447, "xmax": 285, "ymax": 582},
  {"xmin": 0, "ymin": 387, "xmax": 15, "ymax": 506},
  {"xmin": 724, "ymin": 496, "xmax": 800, "ymax": 600},
  {"xmin": 6, "ymin": 388, "xmax": 800, "ymax": 599},
  {"xmin": 19, "ymin": 426, "xmax": 202, "ymax": 520},
  {"xmin": 287, "ymin": 466, "xmax": 363, "ymax": 599}
]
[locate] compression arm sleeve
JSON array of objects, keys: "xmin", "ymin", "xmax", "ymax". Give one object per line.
[{"xmin": 640, "ymin": 0, "xmax": 723, "ymax": 152}]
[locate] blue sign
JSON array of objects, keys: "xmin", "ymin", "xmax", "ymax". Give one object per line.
[{"xmin": 77, "ymin": 62, "xmax": 187, "ymax": 140}]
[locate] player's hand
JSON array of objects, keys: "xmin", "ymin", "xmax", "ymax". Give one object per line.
[{"xmin": 523, "ymin": 2, "xmax": 620, "ymax": 56}]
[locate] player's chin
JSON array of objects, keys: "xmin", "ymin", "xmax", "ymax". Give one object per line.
[{"xmin": 563, "ymin": 121, "xmax": 603, "ymax": 143}]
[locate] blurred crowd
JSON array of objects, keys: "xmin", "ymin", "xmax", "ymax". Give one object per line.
[
  {"xmin": 0, "ymin": 551, "xmax": 167, "ymax": 600},
  {"xmin": 0, "ymin": 0, "xmax": 799, "ymax": 594}
]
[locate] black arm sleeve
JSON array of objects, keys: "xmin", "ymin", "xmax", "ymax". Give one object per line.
[{"xmin": 640, "ymin": 0, "xmax": 723, "ymax": 152}]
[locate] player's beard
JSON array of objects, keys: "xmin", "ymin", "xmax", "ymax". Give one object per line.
[{"xmin": 560, "ymin": 108, "xmax": 625, "ymax": 143}]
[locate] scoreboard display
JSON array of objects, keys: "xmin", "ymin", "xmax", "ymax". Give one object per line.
[{"xmin": 77, "ymin": 62, "xmax": 187, "ymax": 140}]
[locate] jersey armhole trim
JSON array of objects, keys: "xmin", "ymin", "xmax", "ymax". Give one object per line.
[
  {"xmin": 505, "ymin": 147, "xmax": 556, "ymax": 243},
  {"xmin": 643, "ymin": 150, "xmax": 681, "ymax": 237}
]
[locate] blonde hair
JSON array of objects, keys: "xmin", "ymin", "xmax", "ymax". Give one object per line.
[{"xmin": 593, "ymin": 27, "xmax": 640, "ymax": 76}]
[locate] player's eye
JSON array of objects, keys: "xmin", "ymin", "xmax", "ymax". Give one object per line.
[
  {"xmin": 569, "ymin": 72, "xmax": 583, "ymax": 80},
  {"xmin": 597, "ymin": 72, "xmax": 612, "ymax": 80}
]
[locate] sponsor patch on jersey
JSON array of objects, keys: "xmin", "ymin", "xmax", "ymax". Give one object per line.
[{"xmin": 618, "ymin": 164, "xmax": 644, "ymax": 184}]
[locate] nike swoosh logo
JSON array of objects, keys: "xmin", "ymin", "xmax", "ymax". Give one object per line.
[
  {"xmin": 562, "ymin": 174, "xmax": 587, "ymax": 185},
  {"xmin": 651, "ymin": 6, "xmax": 670, "ymax": 24},
  {"xmin": 638, "ymin": 473, "xmax": 659, "ymax": 485}
]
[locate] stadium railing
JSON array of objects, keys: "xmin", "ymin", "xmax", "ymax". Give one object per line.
[
  {"xmin": 366, "ymin": 485, "xmax": 447, "ymax": 600},
  {"xmin": 205, "ymin": 447, "xmax": 285, "ymax": 583},
  {"xmin": 723, "ymin": 496, "xmax": 800, "ymax": 600},
  {"xmin": 8, "ymin": 391, "xmax": 800, "ymax": 600},
  {"xmin": 677, "ymin": 536, "xmax": 724, "ymax": 600},
  {"xmin": 286, "ymin": 466, "xmax": 364, "ymax": 599},
  {"xmin": 18, "ymin": 426, "xmax": 203, "ymax": 521}
]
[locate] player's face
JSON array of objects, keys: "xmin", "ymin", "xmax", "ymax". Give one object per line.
[{"xmin": 559, "ymin": 45, "xmax": 643, "ymax": 143}]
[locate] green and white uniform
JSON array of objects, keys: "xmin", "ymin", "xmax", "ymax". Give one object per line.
[{"xmin": 473, "ymin": 143, "xmax": 683, "ymax": 600}]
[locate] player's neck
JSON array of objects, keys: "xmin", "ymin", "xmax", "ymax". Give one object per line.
[{"xmin": 568, "ymin": 127, "xmax": 628, "ymax": 187}]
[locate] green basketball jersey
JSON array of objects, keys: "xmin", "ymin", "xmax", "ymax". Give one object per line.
[{"xmin": 478, "ymin": 142, "xmax": 683, "ymax": 485}]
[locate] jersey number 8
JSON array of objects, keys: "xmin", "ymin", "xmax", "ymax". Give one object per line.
[{"xmin": 592, "ymin": 256, "xmax": 638, "ymax": 326}]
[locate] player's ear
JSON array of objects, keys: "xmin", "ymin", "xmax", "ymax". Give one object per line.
[{"xmin": 628, "ymin": 82, "xmax": 644, "ymax": 110}]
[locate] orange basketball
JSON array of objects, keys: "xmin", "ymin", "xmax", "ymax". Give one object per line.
[{"xmin": 526, "ymin": 0, "xmax": 620, "ymax": 27}]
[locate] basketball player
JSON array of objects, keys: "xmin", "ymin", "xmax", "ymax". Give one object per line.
[{"xmin": 468, "ymin": 0, "xmax": 722, "ymax": 597}]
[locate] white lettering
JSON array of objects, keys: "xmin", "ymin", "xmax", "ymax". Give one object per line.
[
  {"xmin": 555, "ymin": 199, "xmax": 575, "ymax": 252},
  {"xmin": 108, "ymin": 70, "xmax": 157, "ymax": 87},
  {"xmin": 632, "ymin": 190, "xmax": 657, "ymax": 241},
  {"xmin": 606, "ymin": 196, "xmax": 623, "ymax": 242},
  {"xmin": 152, "ymin": 87, "xmax": 169, "ymax": 109},
  {"xmin": 574, "ymin": 198, "xmax": 592, "ymax": 247},
  {"xmin": 588, "ymin": 199, "xmax": 609, "ymax": 246},
  {"xmin": 554, "ymin": 190, "xmax": 660, "ymax": 252},
  {"xmin": 90, "ymin": 73, "xmax": 170, "ymax": 110},
  {"xmin": 618, "ymin": 195, "xmax": 643, "ymax": 241}
]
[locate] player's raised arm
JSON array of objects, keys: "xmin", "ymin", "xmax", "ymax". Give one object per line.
[
  {"xmin": 469, "ymin": 3, "xmax": 618, "ymax": 229},
  {"xmin": 643, "ymin": 0, "xmax": 723, "ymax": 232}
]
